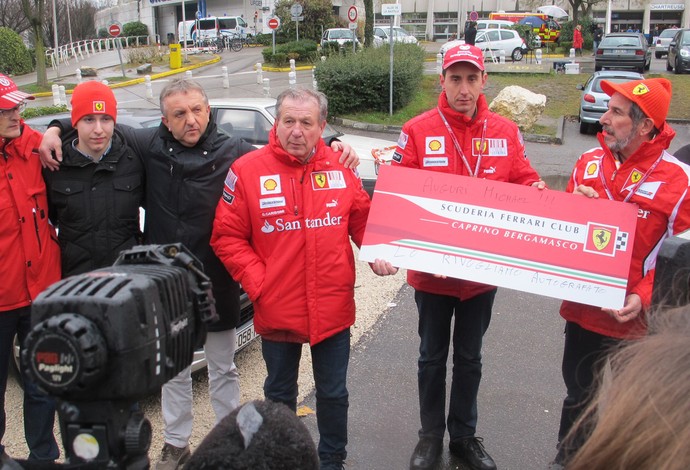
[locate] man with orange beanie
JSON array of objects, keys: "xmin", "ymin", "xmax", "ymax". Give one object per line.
[
  {"xmin": 42, "ymin": 80, "xmax": 144, "ymax": 276},
  {"xmin": 0, "ymin": 74, "xmax": 61, "ymax": 465},
  {"xmin": 551, "ymin": 78, "xmax": 690, "ymax": 468}
]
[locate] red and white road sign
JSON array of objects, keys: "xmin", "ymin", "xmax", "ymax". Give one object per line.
[
  {"xmin": 268, "ymin": 17, "xmax": 280, "ymax": 30},
  {"xmin": 108, "ymin": 23, "xmax": 121, "ymax": 37},
  {"xmin": 347, "ymin": 6, "xmax": 358, "ymax": 23}
]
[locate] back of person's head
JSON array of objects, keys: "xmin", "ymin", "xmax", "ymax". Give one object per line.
[
  {"xmin": 566, "ymin": 306, "xmax": 690, "ymax": 470},
  {"xmin": 184, "ymin": 400, "xmax": 319, "ymax": 469}
]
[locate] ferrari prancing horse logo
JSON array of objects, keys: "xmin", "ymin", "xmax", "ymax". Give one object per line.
[{"xmin": 592, "ymin": 228, "xmax": 612, "ymax": 251}]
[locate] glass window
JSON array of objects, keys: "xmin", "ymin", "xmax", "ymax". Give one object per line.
[{"xmin": 215, "ymin": 108, "xmax": 272, "ymax": 146}]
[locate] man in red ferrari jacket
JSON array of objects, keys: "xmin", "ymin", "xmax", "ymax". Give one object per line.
[
  {"xmin": 552, "ymin": 78, "xmax": 690, "ymax": 467},
  {"xmin": 392, "ymin": 45, "xmax": 545, "ymax": 470},
  {"xmin": 211, "ymin": 88, "xmax": 396, "ymax": 470},
  {"xmin": 0, "ymin": 74, "xmax": 61, "ymax": 465}
]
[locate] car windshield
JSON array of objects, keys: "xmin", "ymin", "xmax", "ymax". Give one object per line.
[
  {"xmin": 681, "ymin": 32, "xmax": 690, "ymax": 46},
  {"xmin": 331, "ymin": 30, "xmax": 353, "ymax": 39},
  {"xmin": 659, "ymin": 29, "xmax": 677, "ymax": 38},
  {"xmin": 601, "ymin": 36, "xmax": 641, "ymax": 47},
  {"xmin": 592, "ymin": 77, "xmax": 637, "ymax": 93},
  {"xmin": 393, "ymin": 27, "xmax": 410, "ymax": 37}
]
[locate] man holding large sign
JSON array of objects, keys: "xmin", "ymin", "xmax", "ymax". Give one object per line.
[
  {"xmin": 552, "ymin": 78, "xmax": 690, "ymax": 467},
  {"xmin": 392, "ymin": 44, "xmax": 544, "ymax": 470}
]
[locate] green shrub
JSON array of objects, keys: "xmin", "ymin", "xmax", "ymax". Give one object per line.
[
  {"xmin": 255, "ymin": 34, "xmax": 273, "ymax": 46},
  {"xmin": 21, "ymin": 105, "xmax": 69, "ymax": 120},
  {"xmin": 123, "ymin": 21, "xmax": 149, "ymax": 46},
  {"xmin": 98, "ymin": 27, "xmax": 109, "ymax": 39},
  {"xmin": 262, "ymin": 39, "xmax": 319, "ymax": 65},
  {"xmin": 0, "ymin": 27, "xmax": 33, "ymax": 76},
  {"xmin": 314, "ymin": 44, "xmax": 424, "ymax": 116}
]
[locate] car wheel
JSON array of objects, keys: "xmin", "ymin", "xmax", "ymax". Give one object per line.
[
  {"xmin": 667, "ymin": 59, "xmax": 674, "ymax": 72},
  {"xmin": 579, "ymin": 120, "xmax": 589, "ymax": 134},
  {"xmin": 655, "ymin": 52, "xmax": 661, "ymax": 59},
  {"xmin": 511, "ymin": 48, "xmax": 523, "ymax": 61},
  {"xmin": 675, "ymin": 57, "xmax": 682, "ymax": 74}
]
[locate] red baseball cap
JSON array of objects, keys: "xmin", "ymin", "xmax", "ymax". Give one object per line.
[
  {"xmin": 0, "ymin": 74, "xmax": 34, "ymax": 109},
  {"xmin": 443, "ymin": 44, "xmax": 485, "ymax": 72}
]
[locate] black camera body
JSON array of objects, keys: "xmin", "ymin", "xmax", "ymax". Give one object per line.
[{"xmin": 18, "ymin": 244, "xmax": 218, "ymax": 469}]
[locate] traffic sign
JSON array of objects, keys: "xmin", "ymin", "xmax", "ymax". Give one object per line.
[
  {"xmin": 469, "ymin": 11, "xmax": 479, "ymax": 21},
  {"xmin": 348, "ymin": 6, "xmax": 358, "ymax": 23},
  {"xmin": 349, "ymin": 22, "xmax": 357, "ymax": 30},
  {"xmin": 291, "ymin": 16, "xmax": 304, "ymax": 21},
  {"xmin": 267, "ymin": 17, "xmax": 280, "ymax": 30},
  {"xmin": 381, "ymin": 3, "xmax": 401, "ymax": 15},
  {"xmin": 290, "ymin": 3, "xmax": 303, "ymax": 17},
  {"xmin": 108, "ymin": 23, "xmax": 121, "ymax": 37}
]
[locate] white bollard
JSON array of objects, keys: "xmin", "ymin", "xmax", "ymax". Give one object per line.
[
  {"xmin": 321, "ymin": 56, "xmax": 326, "ymax": 62},
  {"xmin": 499, "ymin": 49, "xmax": 506, "ymax": 64},
  {"xmin": 535, "ymin": 49, "xmax": 543, "ymax": 65},
  {"xmin": 185, "ymin": 70, "xmax": 193, "ymax": 79},
  {"xmin": 59, "ymin": 86, "xmax": 67, "ymax": 106},
  {"xmin": 101, "ymin": 80, "xmax": 109, "ymax": 85},
  {"xmin": 75, "ymin": 69, "xmax": 82, "ymax": 84},
  {"xmin": 263, "ymin": 78, "xmax": 270, "ymax": 97},
  {"xmin": 222, "ymin": 66, "xmax": 229, "ymax": 89},
  {"xmin": 145, "ymin": 75, "xmax": 154, "ymax": 99},
  {"xmin": 288, "ymin": 71, "xmax": 297, "ymax": 88},
  {"xmin": 436, "ymin": 53, "xmax": 442, "ymax": 74},
  {"xmin": 289, "ymin": 59, "xmax": 296, "ymax": 73},
  {"xmin": 570, "ymin": 48, "xmax": 576, "ymax": 62},
  {"xmin": 256, "ymin": 63, "xmax": 263, "ymax": 85},
  {"xmin": 52, "ymin": 84, "xmax": 60, "ymax": 106},
  {"xmin": 312, "ymin": 68, "xmax": 317, "ymax": 90}
]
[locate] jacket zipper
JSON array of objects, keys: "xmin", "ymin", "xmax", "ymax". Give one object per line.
[
  {"xmin": 32, "ymin": 207, "xmax": 43, "ymax": 253},
  {"xmin": 291, "ymin": 178, "xmax": 299, "ymax": 215}
]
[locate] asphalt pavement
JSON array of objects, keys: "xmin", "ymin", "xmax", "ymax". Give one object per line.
[{"xmin": 13, "ymin": 44, "xmax": 690, "ymax": 470}]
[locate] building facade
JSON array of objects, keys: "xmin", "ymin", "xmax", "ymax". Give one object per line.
[{"xmin": 96, "ymin": 0, "xmax": 690, "ymax": 44}]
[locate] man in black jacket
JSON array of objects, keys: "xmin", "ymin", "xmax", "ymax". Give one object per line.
[{"xmin": 40, "ymin": 79, "xmax": 359, "ymax": 470}]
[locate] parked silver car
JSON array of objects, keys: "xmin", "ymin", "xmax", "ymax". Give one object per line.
[
  {"xmin": 654, "ymin": 28, "xmax": 679, "ymax": 58},
  {"xmin": 576, "ymin": 70, "xmax": 644, "ymax": 134},
  {"xmin": 594, "ymin": 32, "xmax": 651, "ymax": 74}
]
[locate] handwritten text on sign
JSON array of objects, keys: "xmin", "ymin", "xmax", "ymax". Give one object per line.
[{"xmin": 359, "ymin": 166, "xmax": 638, "ymax": 309}]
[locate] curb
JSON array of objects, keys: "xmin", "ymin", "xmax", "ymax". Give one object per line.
[
  {"xmin": 31, "ymin": 56, "xmax": 221, "ymax": 97},
  {"xmin": 332, "ymin": 115, "xmax": 565, "ymax": 145}
]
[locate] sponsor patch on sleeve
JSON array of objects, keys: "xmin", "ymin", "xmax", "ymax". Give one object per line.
[
  {"xmin": 397, "ymin": 131, "xmax": 409, "ymax": 150},
  {"xmin": 222, "ymin": 189, "xmax": 235, "ymax": 205},
  {"xmin": 392, "ymin": 151, "xmax": 403, "ymax": 163},
  {"xmin": 224, "ymin": 169, "xmax": 237, "ymax": 192},
  {"xmin": 311, "ymin": 171, "xmax": 346, "ymax": 190}
]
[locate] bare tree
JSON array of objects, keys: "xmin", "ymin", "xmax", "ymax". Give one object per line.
[
  {"xmin": 69, "ymin": 0, "xmax": 97, "ymax": 41},
  {"xmin": 364, "ymin": 0, "xmax": 372, "ymax": 47},
  {"xmin": 20, "ymin": 0, "xmax": 47, "ymax": 87},
  {"xmin": 0, "ymin": 0, "xmax": 31, "ymax": 33}
]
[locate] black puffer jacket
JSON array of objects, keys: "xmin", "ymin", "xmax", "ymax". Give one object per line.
[
  {"xmin": 44, "ymin": 129, "xmax": 144, "ymax": 276},
  {"xmin": 121, "ymin": 117, "xmax": 254, "ymax": 331}
]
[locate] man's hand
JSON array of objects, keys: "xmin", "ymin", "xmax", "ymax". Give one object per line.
[
  {"xmin": 531, "ymin": 180, "xmax": 547, "ymax": 190},
  {"xmin": 369, "ymin": 259, "xmax": 398, "ymax": 276},
  {"xmin": 602, "ymin": 294, "xmax": 642, "ymax": 323},
  {"xmin": 330, "ymin": 141, "xmax": 360, "ymax": 169},
  {"xmin": 573, "ymin": 184, "xmax": 599, "ymax": 198},
  {"xmin": 39, "ymin": 127, "xmax": 64, "ymax": 171}
]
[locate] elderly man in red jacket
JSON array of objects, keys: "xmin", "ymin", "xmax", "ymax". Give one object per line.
[
  {"xmin": 212, "ymin": 87, "xmax": 396, "ymax": 470},
  {"xmin": 0, "ymin": 74, "xmax": 61, "ymax": 465}
]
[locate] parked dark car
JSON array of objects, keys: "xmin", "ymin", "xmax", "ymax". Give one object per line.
[
  {"xmin": 577, "ymin": 70, "xmax": 644, "ymax": 134},
  {"xmin": 666, "ymin": 28, "xmax": 690, "ymax": 74},
  {"xmin": 595, "ymin": 32, "xmax": 651, "ymax": 74}
]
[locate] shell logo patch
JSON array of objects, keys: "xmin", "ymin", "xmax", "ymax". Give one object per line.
[
  {"xmin": 93, "ymin": 101, "xmax": 105, "ymax": 113},
  {"xmin": 632, "ymin": 84, "xmax": 650, "ymax": 95},
  {"xmin": 425, "ymin": 136, "xmax": 445, "ymax": 155},
  {"xmin": 260, "ymin": 175, "xmax": 282, "ymax": 195},
  {"xmin": 583, "ymin": 161, "xmax": 599, "ymax": 179}
]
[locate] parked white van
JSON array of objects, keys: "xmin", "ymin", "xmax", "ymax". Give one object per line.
[
  {"xmin": 476, "ymin": 19, "xmax": 515, "ymax": 31},
  {"xmin": 178, "ymin": 16, "xmax": 251, "ymax": 45}
]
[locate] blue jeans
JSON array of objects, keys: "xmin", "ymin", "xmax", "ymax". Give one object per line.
[
  {"xmin": 0, "ymin": 307, "xmax": 59, "ymax": 461},
  {"xmin": 415, "ymin": 289, "xmax": 496, "ymax": 441},
  {"xmin": 262, "ymin": 328, "xmax": 350, "ymax": 464}
]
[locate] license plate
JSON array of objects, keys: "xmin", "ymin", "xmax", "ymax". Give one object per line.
[
  {"xmin": 236, "ymin": 321, "xmax": 257, "ymax": 351},
  {"xmin": 608, "ymin": 49, "xmax": 635, "ymax": 55}
]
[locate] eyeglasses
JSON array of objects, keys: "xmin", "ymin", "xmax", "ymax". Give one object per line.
[{"xmin": 0, "ymin": 102, "xmax": 27, "ymax": 118}]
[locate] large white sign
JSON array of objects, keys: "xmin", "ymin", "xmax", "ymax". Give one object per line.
[
  {"xmin": 650, "ymin": 3, "xmax": 684, "ymax": 10},
  {"xmin": 381, "ymin": 3, "xmax": 402, "ymax": 15}
]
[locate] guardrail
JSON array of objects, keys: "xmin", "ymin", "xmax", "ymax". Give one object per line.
[{"xmin": 45, "ymin": 36, "xmax": 154, "ymax": 70}]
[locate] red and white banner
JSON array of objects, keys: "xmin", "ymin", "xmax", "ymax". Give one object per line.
[{"xmin": 360, "ymin": 165, "xmax": 638, "ymax": 309}]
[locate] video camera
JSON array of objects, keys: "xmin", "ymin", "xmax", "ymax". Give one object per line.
[{"xmin": 16, "ymin": 244, "xmax": 218, "ymax": 469}]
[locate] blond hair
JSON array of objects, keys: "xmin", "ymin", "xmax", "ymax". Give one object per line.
[{"xmin": 567, "ymin": 307, "xmax": 690, "ymax": 470}]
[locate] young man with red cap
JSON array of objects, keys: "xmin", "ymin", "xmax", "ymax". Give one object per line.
[
  {"xmin": 42, "ymin": 80, "xmax": 144, "ymax": 276},
  {"xmin": 551, "ymin": 78, "xmax": 690, "ymax": 468},
  {"xmin": 0, "ymin": 74, "xmax": 61, "ymax": 464},
  {"xmin": 391, "ymin": 45, "xmax": 544, "ymax": 470}
]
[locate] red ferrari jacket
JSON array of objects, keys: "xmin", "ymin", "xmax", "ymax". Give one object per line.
[
  {"xmin": 0, "ymin": 122, "xmax": 61, "ymax": 312},
  {"xmin": 560, "ymin": 124, "xmax": 690, "ymax": 339},
  {"xmin": 211, "ymin": 128, "xmax": 371, "ymax": 345},
  {"xmin": 392, "ymin": 92, "xmax": 541, "ymax": 300}
]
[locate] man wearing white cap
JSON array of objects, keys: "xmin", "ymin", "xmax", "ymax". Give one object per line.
[
  {"xmin": 391, "ymin": 45, "xmax": 545, "ymax": 470},
  {"xmin": 0, "ymin": 74, "xmax": 61, "ymax": 465}
]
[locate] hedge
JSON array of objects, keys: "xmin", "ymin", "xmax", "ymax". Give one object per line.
[
  {"xmin": 0, "ymin": 27, "xmax": 33, "ymax": 76},
  {"xmin": 262, "ymin": 40, "xmax": 319, "ymax": 66}
]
